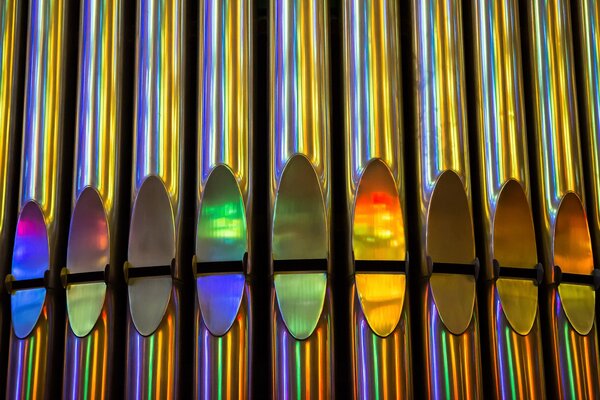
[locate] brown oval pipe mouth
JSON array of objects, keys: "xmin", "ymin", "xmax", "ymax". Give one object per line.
[
  {"xmin": 492, "ymin": 179, "xmax": 539, "ymax": 335},
  {"xmin": 127, "ymin": 176, "xmax": 175, "ymax": 336},
  {"xmin": 553, "ymin": 192, "xmax": 595, "ymax": 335},
  {"xmin": 426, "ymin": 170, "xmax": 476, "ymax": 335}
]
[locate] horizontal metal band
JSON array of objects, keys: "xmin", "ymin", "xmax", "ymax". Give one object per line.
[
  {"xmin": 555, "ymin": 265, "xmax": 600, "ymax": 290},
  {"xmin": 273, "ymin": 258, "xmax": 328, "ymax": 273},
  {"xmin": 61, "ymin": 266, "xmax": 109, "ymax": 287},
  {"xmin": 124, "ymin": 260, "xmax": 173, "ymax": 282},
  {"xmin": 195, "ymin": 252, "xmax": 247, "ymax": 275},
  {"xmin": 493, "ymin": 259, "xmax": 543, "ymax": 285},
  {"xmin": 5, "ymin": 270, "xmax": 50, "ymax": 293},
  {"xmin": 427, "ymin": 256, "xmax": 480, "ymax": 280},
  {"xmin": 354, "ymin": 259, "xmax": 406, "ymax": 273}
]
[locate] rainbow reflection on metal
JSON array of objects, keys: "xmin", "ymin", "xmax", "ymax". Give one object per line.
[
  {"xmin": 62, "ymin": 0, "xmax": 127, "ymax": 397},
  {"xmin": 126, "ymin": 0, "xmax": 185, "ymax": 398},
  {"xmin": 524, "ymin": 0, "xmax": 600, "ymax": 397},
  {"xmin": 0, "ymin": 0, "xmax": 24, "ymax": 393},
  {"xmin": 411, "ymin": 0, "xmax": 482, "ymax": 397},
  {"xmin": 7, "ymin": 0, "xmax": 73, "ymax": 398},
  {"xmin": 270, "ymin": 0, "xmax": 332, "ymax": 397},
  {"xmin": 342, "ymin": 0, "xmax": 410, "ymax": 397},
  {"xmin": 468, "ymin": 0, "xmax": 545, "ymax": 396},
  {"xmin": 195, "ymin": 1, "xmax": 252, "ymax": 398}
]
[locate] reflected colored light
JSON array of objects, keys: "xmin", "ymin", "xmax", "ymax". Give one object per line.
[
  {"xmin": 196, "ymin": 166, "xmax": 247, "ymax": 263},
  {"xmin": 271, "ymin": 0, "xmax": 329, "ymax": 190},
  {"xmin": 274, "ymin": 273, "xmax": 327, "ymax": 340},
  {"xmin": 274, "ymin": 294, "xmax": 331, "ymax": 399},
  {"xmin": 196, "ymin": 296, "xmax": 247, "ymax": 399},
  {"xmin": 355, "ymin": 273, "xmax": 404, "ymax": 337},
  {"xmin": 196, "ymin": 273, "xmax": 245, "ymax": 336},
  {"xmin": 6, "ymin": 303, "xmax": 49, "ymax": 399},
  {"xmin": 198, "ymin": 1, "xmax": 250, "ymax": 197}
]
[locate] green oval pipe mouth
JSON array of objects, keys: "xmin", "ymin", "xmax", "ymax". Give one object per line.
[
  {"xmin": 493, "ymin": 180, "xmax": 539, "ymax": 335},
  {"xmin": 272, "ymin": 155, "xmax": 328, "ymax": 339},
  {"xmin": 426, "ymin": 170, "xmax": 476, "ymax": 335},
  {"xmin": 128, "ymin": 176, "xmax": 174, "ymax": 336},
  {"xmin": 66, "ymin": 187, "xmax": 109, "ymax": 337},
  {"xmin": 195, "ymin": 165, "xmax": 247, "ymax": 336},
  {"xmin": 554, "ymin": 192, "xmax": 595, "ymax": 335}
]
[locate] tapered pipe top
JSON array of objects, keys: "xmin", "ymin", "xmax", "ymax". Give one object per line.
[
  {"xmin": 576, "ymin": 1, "xmax": 600, "ymax": 261},
  {"xmin": 11, "ymin": 0, "xmax": 74, "ymax": 339},
  {"xmin": 0, "ymin": 1, "xmax": 24, "ymax": 261},
  {"xmin": 66, "ymin": 0, "xmax": 126, "ymax": 338},
  {"xmin": 270, "ymin": 0, "xmax": 330, "ymax": 202},
  {"xmin": 198, "ymin": 0, "xmax": 251, "ymax": 201},
  {"xmin": 128, "ymin": 0, "xmax": 186, "ymax": 336},
  {"xmin": 470, "ymin": 0, "xmax": 538, "ymax": 334},
  {"xmin": 411, "ymin": 0, "xmax": 475, "ymax": 335},
  {"xmin": 195, "ymin": 0, "xmax": 252, "ymax": 336},
  {"xmin": 525, "ymin": 0, "xmax": 594, "ymax": 335}
]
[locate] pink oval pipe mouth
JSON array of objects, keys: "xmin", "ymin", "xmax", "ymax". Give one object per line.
[{"xmin": 11, "ymin": 201, "xmax": 49, "ymax": 338}]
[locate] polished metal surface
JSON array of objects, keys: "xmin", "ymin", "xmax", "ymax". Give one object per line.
[
  {"xmin": 342, "ymin": 1, "xmax": 410, "ymax": 396},
  {"xmin": 128, "ymin": 0, "xmax": 185, "ymax": 336},
  {"xmin": 270, "ymin": 0, "xmax": 332, "ymax": 397},
  {"xmin": 524, "ymin": 0, "xmax": 600, "ymax": 396},
  {"xmin": 411, "ymin": 0, "xmax": 482, "ymax": 397},
  {"xmin": 468, "ymin": 0, "xmax": 546, "ymax": 396}
]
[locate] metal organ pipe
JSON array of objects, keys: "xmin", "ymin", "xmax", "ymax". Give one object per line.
[
  {"xmin": 270, "ymin": 0, "xmax": 333, "ymax": 397},
  {"xmin": 6, "ymin": 0, "xmax": 78, "ymax": 398},
  {"xmin": 62, "ymin": 0, "xmax": 129, "ymax": 398},
  {"xmin": 524, "ymin": 0, "xmax": 600, "ymax": 397},
  {"xmin": 410, "ymin": 0, "xmax": 483, "ymax": 397},
  {"xmin": 194, "ymin": 1, "xmax": 252, "ymax": 398},
  {"xmin": 125, "ymin": 0, "xmax": 187, "ymax": 398},
  {"xmin": 342, "ymin": 1, "xmax": 411, "ymax": 397}
]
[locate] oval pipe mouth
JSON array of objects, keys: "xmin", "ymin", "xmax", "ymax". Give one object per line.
[
  {"xmin": 127, "ymin": 176, "xmax": 174, "ymax": 336},
  {"xmin": 553, "ymin": 192, "xmax": 595, "ymax": 335},
  {"xmin": 11, "ymin": 201, "xmax": 49, "ymax": 338},
  {"xmin": 65, "ymin": 187, "xmax": 109, "ymax": 337},
  {"xmin": 195, "ymin": 165, "xmax": 247, "ymax": 336},
  {"xmin": 272, "ymin": 155, "xmax": 328, "ymax": 339},
  {"xmin": 426, "ymin": 170, "xmax": 476, "ymax": 335},
  {"xmin": 351, "ymin": 159, "xmax": 406, "ymax": 337},
  {"xmin": 492, "ymin": 179, "xmax": 539, "ymax": 335}
]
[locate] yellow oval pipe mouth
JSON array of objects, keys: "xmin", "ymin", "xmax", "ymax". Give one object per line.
[
  {"xmin": 128, "ymin": 176, "xmax": 174, "ymax": 336},
  {"xmin": 493, "ymin": 180, "xmax": 538, "ymax": 335},
  {"xmin": 426, "ymin": 171, "xmax": 476, "ymax": 335},
  {"xmin": 66, "ymin": 187, "xmax": 109, "ymax": 337},
  {"xmin": 554, "ymin": 192, "xmax": 595, "ymax": 335}
]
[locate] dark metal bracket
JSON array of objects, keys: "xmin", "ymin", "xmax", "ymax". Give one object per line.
[
  {"xmin": 493, "ymin": 259, "xmax": 543, "ymax": 285},
  {"xmin": 427, "ymin": 256, "xmax": 480, "ymax": 280},
  {"xmin": 273, "ymin": 257, "xmax": 328, "ymax": 273},
  {"xmin": 124, "ymin": 259, "xmax": 174, "ymax": 283},
  {"xmin": 194, "ymin": 252, "xmax": 247, "ymax": 275},
  {"xmin": 60, "ymin": 265, "xmax": 109, "ymax": 288},
  {"xmin": 5, "ymin": 269, "xmax": 50, "ymax": 293},
  {"xmin": 554, "ymin": 265, "xmax": 600, "ymax": 290}
]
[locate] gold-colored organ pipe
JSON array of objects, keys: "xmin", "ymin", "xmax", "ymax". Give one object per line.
[
  {"xmin": 194, "ymin": 1, "xmax": 252, "ymax": 398},
  {"xmin": 0, "ymin": 0, "xmax": 25, "ymax": 395},
  {"xmin": 62, "ymin": 0, "xmax": 127, "ymax": 398},
  {"xmin": 269, "ymin": 0, "xmax": 332, "ymax": 397},
  {"xmin": 7, "ymin": 0, "xmax": 77, "ymax": 398},
  {"xmin": 342, "ymin": 1, "xmax": 410, "ymax": 397},
  {"xmin": 125, "ymin": 0, "xmax": 186, "ymax": 398},
  {"xmin": 468, "ymin": 0, "xmax": 545, "ymax": 397},
  {"xmin": 524, "ymin": 0, "xmax": 600, "ymax": 397},
  {"xmin": 410, "ymin": 0, "xmax": 482, "ymax": 397}
]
